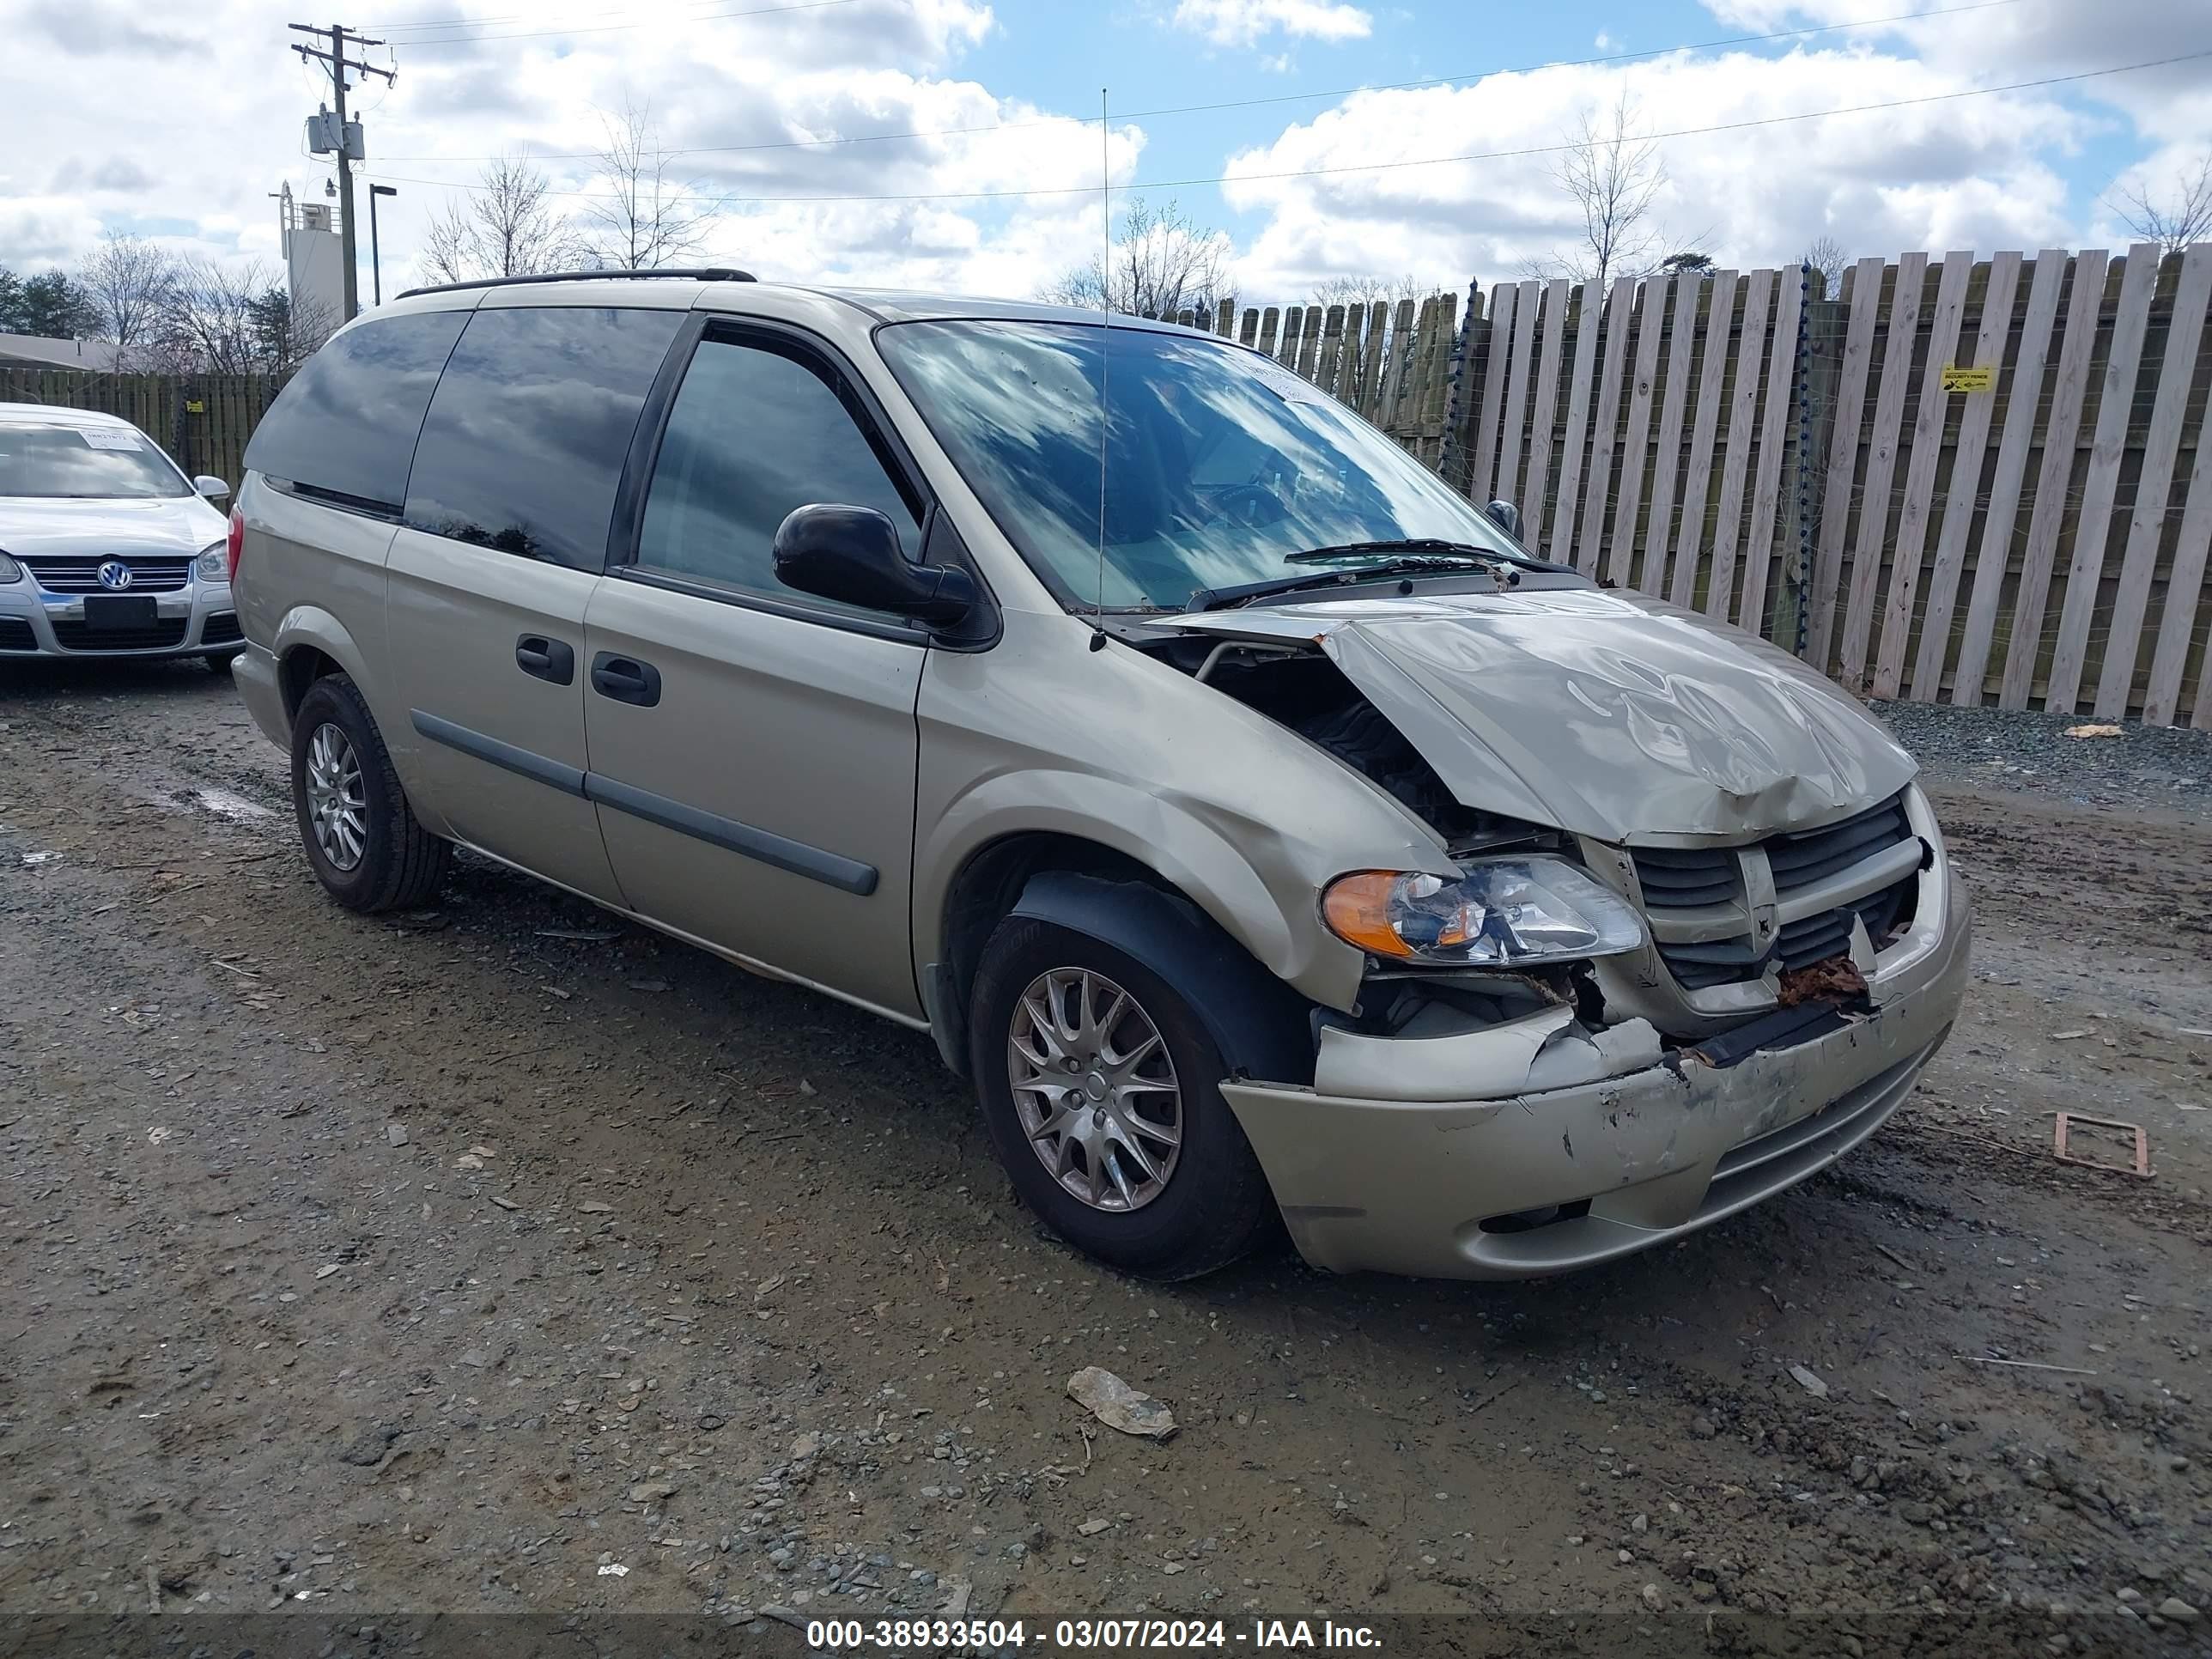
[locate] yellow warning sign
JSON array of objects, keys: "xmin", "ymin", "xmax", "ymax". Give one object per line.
[
  {"xmin": 185, "ymin": 399, "xmax": 205, "ymax": 413},
  {"xmin": 1940, "ymin": 364, "xmax": 1995, "ymax": 393}
]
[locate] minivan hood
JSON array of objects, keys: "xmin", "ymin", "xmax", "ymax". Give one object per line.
[
  {"xmin": 0, "ymin": 493, "xmax": 227, "ymax": 559},
  {"xmin": 1157, "ymin": 585, "xmax": 1916, "ymax": 843}
]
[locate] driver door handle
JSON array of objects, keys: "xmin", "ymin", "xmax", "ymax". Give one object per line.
[{"xmin": 591, "ymin": 651, "xmax": 662, "ymax": 708}]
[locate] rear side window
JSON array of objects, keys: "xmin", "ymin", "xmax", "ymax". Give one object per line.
[
  {"xmin": 403, "ymin": 306, "xmax": 684, "ymax": 571},
  {"xmin": 242, "ymin": 309, "xmax": 468, "ymax": 510}
]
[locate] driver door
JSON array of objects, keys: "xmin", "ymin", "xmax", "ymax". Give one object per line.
[{"xmin": 581, "ymin": 323, "xmax": 932, "ymax": 1020}]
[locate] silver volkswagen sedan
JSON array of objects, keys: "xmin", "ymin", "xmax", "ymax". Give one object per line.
[{"xmin": 0, "ymin": 404, "xmax": 243, "ymax": 667}]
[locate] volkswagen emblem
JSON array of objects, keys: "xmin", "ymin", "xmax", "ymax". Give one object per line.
[{"xmin": 95, "ymin": 560, "xmax": 134, "ymax": 591}]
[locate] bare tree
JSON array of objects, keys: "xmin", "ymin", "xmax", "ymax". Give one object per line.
[
  {"xmin": 2108, "ymin": 152, "xmax": 2212, "ymax": 257},
  {"xmin": 1305, "ymin": 273, "xmax": 1445, "ymax": 311},
  {"xmin": 1528, "ymin": 93, "xmax": 1667, "ymax": 289},
  {"xmin": 420, "ymin": 155, "xmax": 578, "ymax": 285},
  {"xmin": 77, "ymin": 232, "xmax": 178, "ymax": 354},
  {"xmin": 1042, "ymin": 198, "xmax": 1232, "ymax": 320},
  {"xmin": 1799, "ymin": 234, "xmax": 1848, "ymax": 301},
  {"xmin": 153, "ymin": 256, "xmax": 262, "ymax": 373},
  {"xmin": 579, "ymin": 99, "xmax": 715, "ymax": 271}
]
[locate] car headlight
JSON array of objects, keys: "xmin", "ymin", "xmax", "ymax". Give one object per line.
[
  {"xmin": 195, "ymin": 541, "xmax": 228, "ymax": 583},
  {"xmin": 0, "ymin": 550, "xmax": 21, "ymax": 583},
  {"xmin": 1322, "ymin": 856, "xmax": 1646, "ymax": 967}
]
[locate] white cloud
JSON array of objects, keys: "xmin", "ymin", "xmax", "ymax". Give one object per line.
[
  {"xmin": 1218, "ymin": 46, "xmax": 2088, "ymax": 296},
  {"xmin": 1170, "ymin": 0, "xmax": 1371, "ymax": 48},
  {"xmin": 0, "ymin": 0, "xmax": 1126, "ymax": 300}
]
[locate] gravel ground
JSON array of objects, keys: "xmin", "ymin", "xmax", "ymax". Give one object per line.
[
  {"xmin": 1, "ymin": 663, "xmax": 2208, "ymax": 1659},
  {"xmin": 1876, "ymin": 702, "xmax": 2212, "ymax": 823}
]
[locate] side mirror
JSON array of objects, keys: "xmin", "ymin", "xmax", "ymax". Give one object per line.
[
  {"xmin": 773, "ymin": 503, "xmax": 977, "ymax": 629},
  {"xmin": 194, "ymin": 475, "xmax": 230, "ymax": 501},
  {"xmin": 1484, "ymin": 498, "xmax": 1522, "ymax": 540}
]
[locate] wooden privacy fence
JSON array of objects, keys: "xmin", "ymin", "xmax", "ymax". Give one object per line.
[
  {"xmin": 1202, "ymin": 246, "xmax": 2212, "ymax": 729},
  {"xmin": 12, "ymin": 264, "xmax": 2209, "ymax": 729},
  {"xmin": 0, "ymin": 368, "xmax": 280, "ymax": 495}
]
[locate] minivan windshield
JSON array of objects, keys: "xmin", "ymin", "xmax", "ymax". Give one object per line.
[
  {"xmin": 0, "ymin": 422, "xmax": 190, "ymax": 499},
  {"xmin": 877, "ymin": 319, "xmax": 1519, "ymax": 611}
]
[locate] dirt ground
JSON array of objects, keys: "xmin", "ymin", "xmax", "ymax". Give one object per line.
[{"xmin": 1, "ymin": 660, "xmax": 2208, "ymax": 1657}]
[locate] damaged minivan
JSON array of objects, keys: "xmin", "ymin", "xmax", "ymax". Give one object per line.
[{"xmin": 229, "ymin": 273, "xmax": 1970, "ymax": 1281}]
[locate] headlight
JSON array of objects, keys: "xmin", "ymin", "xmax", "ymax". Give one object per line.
[
  {"xmin": 195, "ymin": 541, "xmax": 228, "ymax": 582},
  {"xmin": 1322, "ymin": 856, "xmax": 1645, "ymax": 967},
  {"xmin": 0, "ymin": 550, "xmax": 21, "ymax": 583}
]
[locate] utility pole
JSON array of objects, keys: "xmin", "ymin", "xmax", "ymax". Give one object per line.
[
  {"xmin": 369, "ymin": 184, "xmax": 397, "ymax": 306},
  {"xmin": 289, "ymin": 22, "xmax": 395, "ymax": 322}
]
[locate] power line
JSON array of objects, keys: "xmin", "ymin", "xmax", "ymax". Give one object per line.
[
  {"xmin": 369, "ymin": 0, "xmax": 859, "ymax": 48},
  {"xmin": 373, "ymin": 0, "xmax": 2031, "ymax": 161},
  {"xmin": 369, "ymin": 47, "xmax": 2212, "ymax": 211}
]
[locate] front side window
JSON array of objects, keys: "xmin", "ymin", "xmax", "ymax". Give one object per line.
[
  {"xmin": 876, "ymin": 319, "xmax": 1516, "ymax": 611},
  {"xmin": 633, "ymin": 335, "xmax": 921, "ymax": 610},
  {"xmin": 404, "ymin": 306, "xmax": 684, "ymax": 570},
  {"xmin": 243, "ymin": 308, "xmax": 468, "ymax": 509},
  {"xmin": 0, "ymin": 422, "xmax": 188, "ymax": 499}
]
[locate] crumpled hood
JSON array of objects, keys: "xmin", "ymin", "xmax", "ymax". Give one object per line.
[
  {"xmin": 1158, "ymin": 584, "xmax": 1917, "ymax": 842},
  {"xmin": 0, "ymin": 493, "xmax": 228, "ymax": 559}
]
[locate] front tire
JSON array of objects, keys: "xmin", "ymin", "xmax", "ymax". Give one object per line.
[
  {"xmin": 969, "ymin": 917, "xmax": 1278, "ymax": 1279},
  {"xmin": 290, "ymin": 673, "xmax": 450, "ymax": 913}
]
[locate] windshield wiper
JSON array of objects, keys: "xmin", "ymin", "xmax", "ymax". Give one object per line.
[
  {"xmin": 1188, "ymin": 554, "xmax": 1504, "ymax": 612},
  {"xmin": 1282, "ymin": 538, "xmax": 1504, "ymax": 565}
]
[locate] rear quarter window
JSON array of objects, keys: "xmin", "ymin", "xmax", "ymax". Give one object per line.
[
  {"xmin": 242, "ymin": 308, "xmax": 469, "ymax": 510},
  {"xmin": 402, "ymin": 305, "xmax": 684, "ymax": 571}
]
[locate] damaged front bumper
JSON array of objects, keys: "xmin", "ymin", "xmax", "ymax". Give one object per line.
[{"xmin": 1222, "ymin": 882, "xmax": 1970, "ymax": 1279}]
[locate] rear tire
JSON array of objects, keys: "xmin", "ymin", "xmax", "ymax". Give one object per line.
[
  {"xmin": 969, "ymin": 916, "xmax": 1278, "ymax": 1279},
  {"xmin": 290, "ymin": 673, "xmax": 450, "ymax": 913}
]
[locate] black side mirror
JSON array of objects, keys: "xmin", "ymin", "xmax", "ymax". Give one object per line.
[
  {"xmin": 1485, "ymin": 498, "xmax": 1522, "ymax": 540},
  {"xmin": 772, "ymin": 504, "xmax": 978, "ymax": 629}
]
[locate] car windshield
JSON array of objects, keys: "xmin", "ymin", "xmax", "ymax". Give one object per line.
[
  {"xmin": 876, "ymin": 319, "xmax": 1516, "ymax": 611},
  {"xmin": 0, "ymin": 422, "xmax": 189, "ymax": 499}
]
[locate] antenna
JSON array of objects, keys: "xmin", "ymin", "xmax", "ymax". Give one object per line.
[{"xmin": 1090, "ymin": 86, "xmax": 1110, "ymax": 653}]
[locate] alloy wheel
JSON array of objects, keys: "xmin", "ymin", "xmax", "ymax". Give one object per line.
[
  {"xmin": 305, "ymin": 722, "xmax": 368, "ymax": 872},
  {"xmin": 1006, "ymin": 967, "xmax": 1183, "ymax": 1212}
]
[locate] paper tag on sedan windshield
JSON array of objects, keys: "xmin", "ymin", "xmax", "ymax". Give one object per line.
[
  {"xmin": 79, "ymin": 427, "xmax": 143, "ymax": 450},
  {"xmin": 1248, "ymin": 361, "xmax": 1328, "ymax": 407}
]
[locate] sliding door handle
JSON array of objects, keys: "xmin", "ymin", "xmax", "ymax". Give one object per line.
[{"xmin": 515, "ymin": 635, "xmax": 574, "ymax": 685}]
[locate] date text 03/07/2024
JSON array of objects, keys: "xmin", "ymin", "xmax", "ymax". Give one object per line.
[{"xmin": 803, "ymin": 1618, "xmax": 1385, "ymax": 1650}]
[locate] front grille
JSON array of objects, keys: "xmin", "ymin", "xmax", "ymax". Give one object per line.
[
  {"xmin": 24, "ymin": 556, "xmax": 193, "ymax": 594},
  {"xmin": 1767, "ymin": 795, "xmax": 1914, "ymax": 894},
  {"xmin": 50, "ymin": 618, "xmax": 189, "ymax": 651},
  {"xmin": 0, "ymin": 617, "xmax": 35, "ymax": 651},
  {"xmin": 201, "ymin": 612, "xmax": 243, "ymax": 646},
  {"xmin": 1636, "ymin": 793, "xmax": 1920, "ymax": 992},
  {"xmin": 1631, "ymin": 844, "xmax": 1738, "ymax": 908},
  {"xmin": 1776, "ymin": 878, "xmax": 1913, "ymax": 970}
]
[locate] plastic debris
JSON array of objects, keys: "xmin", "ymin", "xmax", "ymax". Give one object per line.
[
  {"xmin": 2063, "ymin": 723, "xmax": 2122, "ymax": 738},
  {"xmin": 597, "ymin": 1563, "xmax": 629, "ymax": 1577},
  {"xmin": 1066, "ymin": 1366, "xmax": 1177, "ymax": 1439}
]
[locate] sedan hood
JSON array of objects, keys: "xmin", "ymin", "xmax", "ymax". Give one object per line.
[
  {"xmin": 1158, "ymin": 585, "xmax": 1916, "ymax": 843},
  {"xmin": 0, "ymin": 493, "xmax": 228, "ymax": 559}
]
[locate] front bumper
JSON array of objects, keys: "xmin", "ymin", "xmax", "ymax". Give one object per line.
[
  {"xmin": 0, "ymin": 580, "xmax": 241, "ymax": 659},
  {"xmin": 1224, "ymin": 881, "xmax": 1971, "ymax": 1279}
]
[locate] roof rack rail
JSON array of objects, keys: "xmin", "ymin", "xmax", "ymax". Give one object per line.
[{"xmin": 394, "ymin": 267, "xmax": 757, "ymax": 301}]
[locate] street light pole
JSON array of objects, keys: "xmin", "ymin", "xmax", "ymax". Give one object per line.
[{"xmin": 369, "ymin": 184, "xmax": 397, "ymax": 307}]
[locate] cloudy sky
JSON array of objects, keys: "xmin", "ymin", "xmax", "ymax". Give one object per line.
[{"xmin": 1, "ymin": 0, "xmax": 2206, "ymax": 306}]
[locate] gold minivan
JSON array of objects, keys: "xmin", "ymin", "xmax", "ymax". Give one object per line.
[{"xmin": 231, "ymin": 270, "xmax": 1969, "ymax": 1282}]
